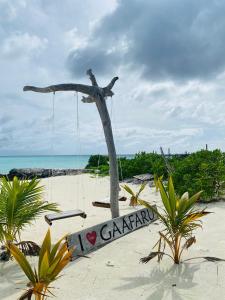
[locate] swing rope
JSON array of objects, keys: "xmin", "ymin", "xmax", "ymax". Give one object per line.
[
  {"xmin": 44, "ymin": 91, "xmax": 87, "ymax": 226},
  {"xmin": 49, "ymin": 91, "xmax": 56, "ymax": 203},
  {"xmin": 110, "ymin": 97, "xmax": 123, "ymax": 180},
  {"xmin": 74, "ymin": 92, "xmax": 86, "ymax": 227},
  {"xmin": 110, "ymin": 97, "xmax": 124, "ymax": 196}
]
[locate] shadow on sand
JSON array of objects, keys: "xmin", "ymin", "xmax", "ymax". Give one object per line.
[
  {"xmin": 115, "ymin": 262, "xmax": 199, "ymax": 300},
  {"xmin": 0, "ymin": 261, "xmax": 25, "ymax": 299}
]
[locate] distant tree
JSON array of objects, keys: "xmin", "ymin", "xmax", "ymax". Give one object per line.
[
  {"xmin": 85, "ymin": 155, "xmax": 109, "ymax": 169},
  {"xmin": 172, "ymin": 150, "xmax": 225, "ymax": 201}
]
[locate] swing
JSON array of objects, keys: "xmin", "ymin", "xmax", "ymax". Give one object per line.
[
  {"xmin": 45, "ymin": 210, "xmax": 87, "ymax": 226},
  {"xmin": 92, "ymin": 196, "xmax": 127, "ymax": 208},
  {"xmin": 23, "ymin": 70, "xmax": 158, "ymax": 260},
  {"xmin": 44, "ymin": 91, "xmax": 87, "ymax": 225}
]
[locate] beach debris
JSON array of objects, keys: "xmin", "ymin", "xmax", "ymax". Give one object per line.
[
  {"xmin": 203, "ymin": 256, "xmax": 225, "ymax": 262},
  {"xmin": 184, "ymin": 256, "xmax": 225, "ymax": 263},
  {"xmin": 133, "ymin": 174, "xmax": 154, "ymax": 183},
  {"xmin": 92, "ymin": 196, "xmax": 127, "ymax": 208},
  {"xmin": 106, "ymin": 261, "xmax": 114, "ymax": 267},
  {"xmin": 16, "ymin": 241, "xmax": 40, "ymax": 256},
  {"xmin": 140, "ymin": 252, "xmax": 159, "ymax": 263}
]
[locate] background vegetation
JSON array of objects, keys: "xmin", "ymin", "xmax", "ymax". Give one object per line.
[{"xmin": 86, "ymin": 150, "xmax": 225, "ymax": 202}]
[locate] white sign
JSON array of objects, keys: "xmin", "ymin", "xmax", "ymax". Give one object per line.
[{"xmin": 67, "ymin": 207, "xmax": 157, "ymax": 260}]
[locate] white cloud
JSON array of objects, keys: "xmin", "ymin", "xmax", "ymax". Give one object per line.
[
  {"xmin": 64, "ymin": 27, "xmax": 88, "ymax": 51},
  {"xmin": 0, "ymin": 0, "xmax": 225, "ymax": 155},
  {"xmin": 0, "ymin": 0, "xmax": 26, "ymax": 21},
  {"xmin": 1, "ymin": 32, "xmax": 48, "ymax": 59}
]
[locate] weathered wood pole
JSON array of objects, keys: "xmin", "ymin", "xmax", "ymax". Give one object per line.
[{"xmin": 23, "ymin": 69, "xmax": 119, "ymax": 218}]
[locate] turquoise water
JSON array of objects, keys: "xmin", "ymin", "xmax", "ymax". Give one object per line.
[{"xmin": 0, "ymin": 155, "xmax": 134, "ymax": 174}]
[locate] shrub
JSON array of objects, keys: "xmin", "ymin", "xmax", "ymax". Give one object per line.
[
  {"xmin": 85, "ymin": 155, "xmax": 108, "ymax": 169},
  {"xmin": 86, "ymin": 150, "xmax": 225, "ymax": 202},
  {"xmin": 172, "ymin": 150, "xmax": 225, "ymax": 201},
  {"xmin": 122, "ymin": 183, "xmax": 147, "ymax": 206},
  {"xmin": 139, "ymin": 177, "xmax": 210, "ymax": 264},
  {"xmin": 0, "ymin": 177, "xmax": 59, "ymax": 258},
  {"xmin": 8, "ymin": 229, "xmax": 73, "ymax": 300}
]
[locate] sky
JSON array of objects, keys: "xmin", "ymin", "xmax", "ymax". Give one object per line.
[{"xmin": 1, "ymin": 0, "xmax": 225, "ymax": 155}]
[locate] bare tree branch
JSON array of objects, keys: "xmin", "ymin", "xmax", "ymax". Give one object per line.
[
  {"xmin": 23, "ymin": 84, "xmax": 94, "ymax": 96},
  {"xmin": 105, "ymin": 76, "xmax": 119, "ymax": 91},
  {"xmin": 23, "ymin": 83, "xmax": 116, "ymax": 98},
  {"xmin": 86, "ymin": 69, "xmax": 98, "ymax": 86}
]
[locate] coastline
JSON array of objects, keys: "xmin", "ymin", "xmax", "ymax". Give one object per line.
[{"xmin": 0, "ymin": 154, "xmax": 134, "ymax": 175}]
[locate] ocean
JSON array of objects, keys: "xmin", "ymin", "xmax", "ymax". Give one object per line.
[{"xmin": 0, "ymin": 155, "xmax": 134, "ymax": 174}]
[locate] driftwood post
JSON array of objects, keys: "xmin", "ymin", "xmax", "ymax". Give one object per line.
[{"xmin": 23, "ymin": 69, "xmax": 120, "ymax": 218}]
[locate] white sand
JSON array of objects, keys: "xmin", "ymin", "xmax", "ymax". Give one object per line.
[{"xmin": 1, "ymin": 174, "xmax": 225, "ymax": 299}]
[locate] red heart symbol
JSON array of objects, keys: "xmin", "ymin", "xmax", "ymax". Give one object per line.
[{"xmin": 86, "ymin": 231, "xmax": 97, "ymax": 245}]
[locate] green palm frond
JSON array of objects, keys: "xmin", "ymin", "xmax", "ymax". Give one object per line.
[
  {"xmin": 0, "ymin": 176, "xmax": 60, "ymax": 245},
  {"xmin": 8, "ymin": 229, "xmax": 73, "ymax": 300},
  {"xmin": 122, "ymin": 183, "xmax": 147, "ymax": 206}
]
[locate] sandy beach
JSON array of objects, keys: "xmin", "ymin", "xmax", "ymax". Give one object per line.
[{"xmin": 1, "ymin": 174, "xmax": 225, "ymax": 300}]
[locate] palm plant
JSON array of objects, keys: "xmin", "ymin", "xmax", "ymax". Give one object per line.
[
  {"xmin": 138, "ymin": 177, "xmax": 210, "ymax": 264},
  {"xmin": 8, "ymin": 229, "xmax": 74, "ymax": 300},
  {"xmin": 153, "ymin": 174, "xmax": 163, "ymax": 192},
  {"xmin": 0, "ymin": 176, "xmax": 59, "ymax": 254},
  {"xmin": 122, "ymin": 182, "xmax": 147, "ymax": 206}
]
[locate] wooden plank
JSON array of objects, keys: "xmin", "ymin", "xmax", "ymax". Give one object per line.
[
  {"xmin": 92, "ymin": 197, "xmax": 127, "ymax": 208},
  {"xmin": 92, "ymin": 201, "xmax": 111, "ymax": 208},
  {"xmin": 67, "ymin": 206, "xmax": 157, "ymax": 260},
  {"xmin": 45, "ymin": 210, "xmax": 87, "ymax": 226}
]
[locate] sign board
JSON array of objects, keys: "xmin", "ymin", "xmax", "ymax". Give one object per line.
[{"xmin": 67, "ymin": 206, "xmax": 157, "ymax": 260}]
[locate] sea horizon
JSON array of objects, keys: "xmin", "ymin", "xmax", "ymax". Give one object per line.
[{"xmin": 0, "ymin": 154, "xmax": 134, "ymax": 174}]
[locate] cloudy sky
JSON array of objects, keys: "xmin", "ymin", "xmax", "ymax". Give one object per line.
[{"xmin": 1, "ymin": 0, "xmax": 225, "ymax": 155}]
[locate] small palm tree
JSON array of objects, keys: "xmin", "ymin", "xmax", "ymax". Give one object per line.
[
  {"xmin": 139, "ymin": 177, "xmax": 210, "ymax": 264},
  {"xmin": 153, "ymin": 174, "xmax": 163, "ymax": 192},
  {"xmin": 8, "ymin": 229, "xmax": 74, "ymax": 300},
  {"xmin": 0, "ymin": 176, "xmax": 59, "ymax": 255},
  {"xmin": 122, "ymin": 182, "xmax": 147, "ymax": 206}
]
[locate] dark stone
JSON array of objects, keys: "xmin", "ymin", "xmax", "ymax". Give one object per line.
[
  {"xmin": 0, "ymin": 250, "xmax": 10, "ymax": 261},
  {"xmin": 7, "ymin": 168, "xmax": 89, "ymax": 180}
]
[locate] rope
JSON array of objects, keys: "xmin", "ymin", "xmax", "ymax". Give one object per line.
[
  {"xmin": 74, "ymin": 92, "xmax": 86, "ymax": 227},
  {"xmin": 49, "ymin": 92, "xmax": 56, "ymax": 202},
  {"xmin": 76, "ymin": 91, "xmax": 79, "ymax": 132},
  {"xmin": 110, "ymin": 97, "xmax": 124, "ymax": 193},
  {"xmin": 74, "ymin": 92, "xmax": 80, "ymax": 210},
  {"xmin": 110, "ymin": 97, "xmax": 123, "ymax": 180}
]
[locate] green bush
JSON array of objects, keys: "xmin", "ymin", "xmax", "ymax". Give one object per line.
[
  {"xmin": 86, "ymin": 150, "xmax": 225, "ymax": 202},
  {"xmin": 85, "ymin": 155, "xmax": 108, "ymax": 169},
  {"xmin": 118, "ymin": 152, "xmax": 167, "ymax": 180},
  {"xmin": 172, "ymin": 150, "xmax": 225, "ymax": 202}
]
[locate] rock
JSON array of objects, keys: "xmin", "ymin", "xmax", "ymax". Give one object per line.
[
  {"xmin": 7, "ymin": 168, "xmax": 89, "ymax": 180},
  {"xmin": 133, "ymin": 173, "xmax": 154, "ymax": 182},
  {"xmin": 0, "ymin": 250, "xmax": 10, "ymax": 261}
]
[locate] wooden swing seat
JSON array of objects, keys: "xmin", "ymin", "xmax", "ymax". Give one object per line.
[
  {"xmin": 92, "ymin": 196, "xmax": 127, "ymax": 208},
  {"xmin": 45, "ymin": 210, "xmax": 87, "ymax": 226}
]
